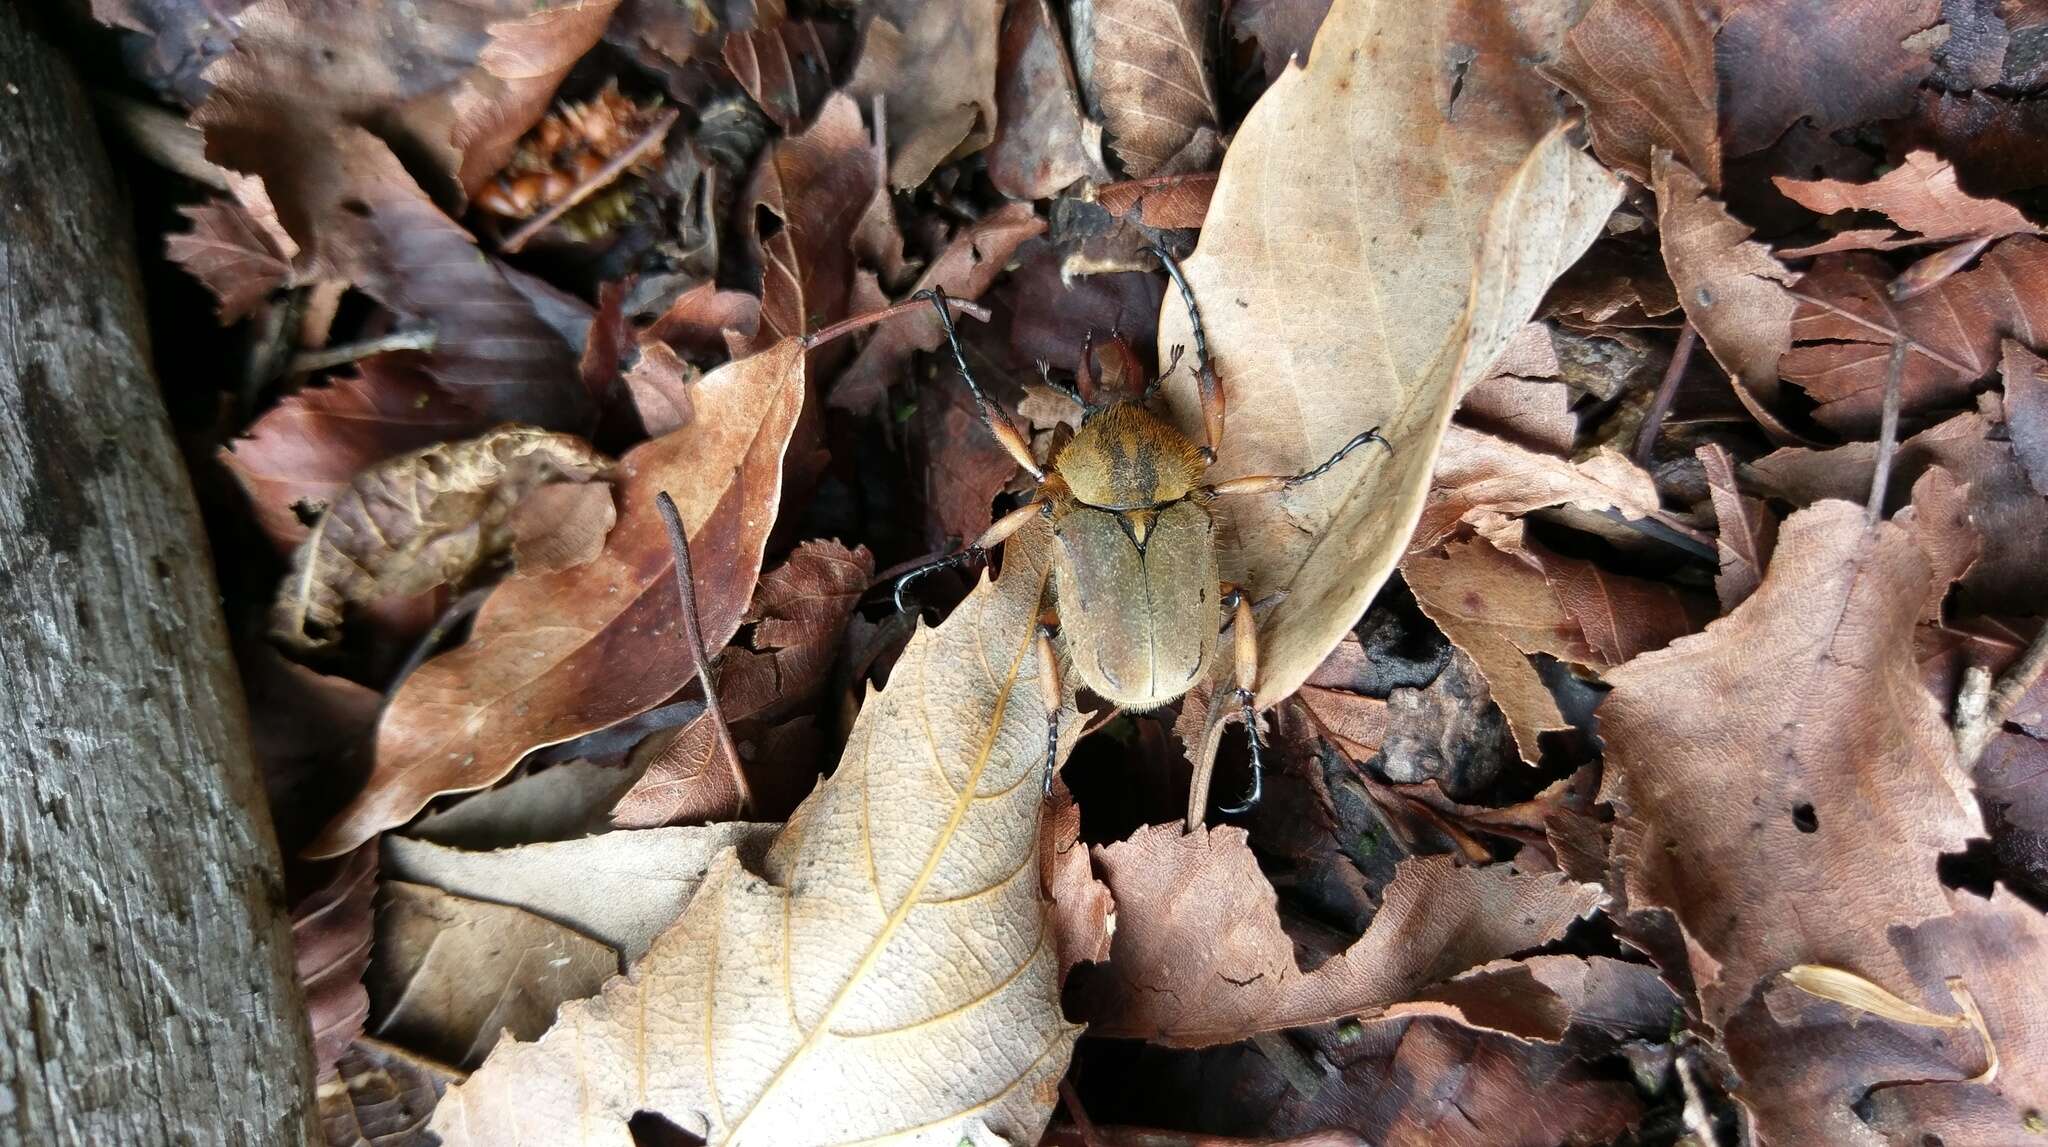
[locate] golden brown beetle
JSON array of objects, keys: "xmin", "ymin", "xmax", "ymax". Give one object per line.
[{"xmin": 897, "ymin": 251, "xmax": 1387, "ymax": 813}]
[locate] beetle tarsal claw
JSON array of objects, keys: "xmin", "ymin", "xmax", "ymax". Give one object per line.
[{"xmin": 1216, "ymin": 687, "xmax": 1265, "ymax": 815}]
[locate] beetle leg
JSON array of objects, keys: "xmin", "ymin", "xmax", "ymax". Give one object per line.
[
  {"xmin": 914, "ymin": 287, "xmax": 1045, "ymax": 480},
  {"xmin": 1034, "ymin": 622, "xmax": 1064, "ymax": 798},
  {"xmin": 1202, "ymin": 426, "xmax": 1392, "ymax": 497},
  {"xmin": 1216, "ymin": 586, "xmax": 1267, "ymax": 815},
  {"xmin": 892, "ymin": 498, "xmax": 1051, "ymax": 613},
  {"xmin": 1147, "ymin": 245, "xmax": 1224, "ymax": 463}
]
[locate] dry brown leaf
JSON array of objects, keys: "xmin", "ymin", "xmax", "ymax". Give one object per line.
[
  {"xmin": 1077, "ymin": 829, "xmax": 1602, "ymax": 1046},
  {"xmin": 1401, "ymin": 538, "xmax": 1595, "ymax": 765},
  {"xmin": 220, "ymin": 358, "xmax": 489, "ymax": 553},
  {"xmin": 1598, "ymin": 499, "xmax": 1984, "ymax": 1027},
  {"xmin": 1541, "ymin": 0, "xmax": 1720, "ymax": 186},
  {"xmin": 166, "ymin": 198, "xmax": 294, "ymax": 322},
  {"xmin": 622, "ymin": 339, "xmax": 699, "ymax": 438},
  {"xmin": 988, "ymin": 0, "xmax": 1107, "ymax": 199},
  {"xmin": 1541, "ymin": 545, "xmax": 1704, "ymax": 665},
  {"xmin": 507, "ymin": 482, "xmax": 616, "ymax": 574},
  {"xmin": 1155, "ymin": 0, "xmax": 1623, "ymax": 727},
  {"xmin": 1227, "ymin": 0, "xmax": 1334, "ymax": 80},
  {"xmin": 1652, "ymin": 152, "xmax": 1799, "ymax": 422},
  {"xmin": 271, "ymin": 426, "xmax": 611, "ymax": 651},
  {"xmin": 1750, "ymin": 401, "xmax": 2048, "ymax": 615},
  {"xmin": 1717, "ymin": 0, "xmax": 1938, "ymax": 156},
  {"xmin": 1894, "ymin": 466, "xmax": 1981, "ymax": 622},
  {"xmin": 317, "ymin": 1038, "xmax": 454, "ymax": 1147},
  {"xmin": 746, "ymin": 94, "xmax": 877, "ymax": 347},
  {"xmin": 612, "ymin": 540, "xmax": 873, "ymax": 827},
  {"xmin": 1390, "ymin": 953, "xmax": 1681, "ymax": 1045},
  {"xmin": 724, "ymin": 14, "xmax": 838, "ymax": 132},
  {"xmin": 645, "ymin": 282, "xmax": 762, "ymax": 363},
  {"xmin": 1040, "ymin": 784, "xmax": 1113, "ymax": 983},
  {"xmin": 2006, "ymin": 338, "xmax": 2048, "ymax": 495},
  {"xmin": 829, "ymin": 202, "xmax": 1048, "ymax": 411},
  {"xmin": 844, "ymin": 0, "xmax": 1001, "ymax": 189},
  {"xmin": 430, "ymin": 517, "xmax": 1082, "ymax": 1145},
  {"xmin": 1456, "ymin": 373, "xmax": 1577, "ymax": 455},
  {"xmin": 1697, "ymin": 441, "xmax": 1778, "ymax": 611},
  {"xmin": 317, "ymin": 129, "xmax": 593, "ymax": 428},
  {"xmin": 368, "ymin": 881, "xmax": 616, "ymax": 1070},
  {"xmin": 1898, "ymin": 87, "xmax": 2048, "ymax": 197},
  {"xmin": 1095, "ymin": 172, "xmax": 1218, "ymax": 229},
  {"xmin": 1726, "ymin": 887, "xmax": 2048, "ymax": 1146},
  {"xmin": 1081, "ymin": 0, "xmax": 1221, "ymax": 179},
  {"xmin": 383, "ymin": 823, "xmax": 778, "ymax": 962},
  {"xmin": 294, "ymin": 845, "xmax": 378, "ymax": 1078},
  {"xmin": 1413, "ymin": 429, "xmax": 1661, "ymax": 553},
  {"xmin": 1774, "ymin": 149, "xmax": 2044, "ymax": 255},
  {"xmin": 1779, "ymin": 238, "xmax": 2048, "ymax": 433},
  {"xmin": 197, "ymin": 0, "xmax": 617, "ymax": 237},
  {"xmin": 310, "ymin": 341, "xmax": 805, "ymax": 858}
]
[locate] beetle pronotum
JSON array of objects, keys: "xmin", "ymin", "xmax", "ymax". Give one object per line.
[{"xmin": 897, "ymin": 250, "xmax": 1389, "ymax": 813}]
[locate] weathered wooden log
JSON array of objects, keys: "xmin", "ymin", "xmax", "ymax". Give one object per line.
[{"xmin": 0, "ymin": 6, "xmax": 319, "ymax": 1144}]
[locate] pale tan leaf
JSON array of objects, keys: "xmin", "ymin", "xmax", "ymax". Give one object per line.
[
  {"xmin": 383, "ymin": 824, "xmax": 779, "ymax": 961},
  {"xmin": 1156, "ymin": 0, "xmax": 1623, "ymax": 725},
  {"xmin": 1413, "ymin": 430, "xmax": 1662, "ymax": 555},
  {"xmin": 271, "ymin": 426, "xmax": 612, "ymax": 651},
  {"xmin": 368, "ymin": 882, "xmax": 617, "ymax": 1070},
  {"xmin": 429, "ymin": 519, "xmax": 1082, "ymax": 1146}
]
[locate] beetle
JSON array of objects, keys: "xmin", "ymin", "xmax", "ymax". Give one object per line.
[{"xmin": 896, "ymin": 249, "xmax": 1388, "ymax": 813}]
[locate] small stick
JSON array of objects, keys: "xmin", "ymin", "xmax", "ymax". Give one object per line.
[
  {"xmin": 655, "ymin": 490, "xmax": 752, "ymax": 815},
  {"xmin": 799, "ymin": 295, "xmax": 991, "ymax": 350},
  {"xmin": 284, "ymin": 327, "xmax": 438, "ymax": 376},
  {"xmin": 1633, "ymin": 321, "xmax": 1697, "ymax": 467},
  {"xmin": 1785, "ymin": 289, "xmax": 1973, "ymax": 375},
  {"xmin": 1866, "ymin": 338, "xmax": 1908, "ymax": 529},
  {"xmin": 1057, "ymin": 1079, "xmax": 1099, "ymax": 1147},
  {"xmin": 500, "ymin": 108, "xmax": 680, "ymax": 254},
  {"xmin": 1955, "ymin": 622, "xmax": 2048, "ymax": 767}
]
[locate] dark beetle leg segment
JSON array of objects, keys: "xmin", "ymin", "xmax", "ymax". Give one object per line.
[
  {"xmin": 892, "ymin": 498, "xmax": 1050, "ymax": 613},
  {"xmin": 1204, "ymin": 426, "xmax": 1392, "ymax": 497},
  {"xmin": 1035, "ymin": 623, "xmax": 1064, "ymax": 798},
  {"xmin": 1216, "ymin": 587, "xmax": 1267, "ymax": 816},
  {"xmin": 915, "ymin": 288, "xmax": 1044, "ymax": 480},
  {"xmin": 1146, "ymin": 245, "xmax": 1224, "ymax": 463}
]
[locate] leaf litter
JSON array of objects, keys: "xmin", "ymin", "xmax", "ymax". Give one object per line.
[{"xmin": 99, "ymin": 0, "xmax": 2048, "ymax": 1140}]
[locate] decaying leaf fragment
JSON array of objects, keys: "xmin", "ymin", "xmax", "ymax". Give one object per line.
[
  {"xmin": 431, "ymin": 517, "xmax": 1082, "ymax": 1145},
  {"xmin": 1774, "ymin": 149, "xmax": 2044, "ymax": 255},
  {"xmin": 1077, "ymin": 825, "xmax": 1603, "ymax": 1047},
  {"xmin": 311, "ymin": 341, "xmax": 805, "ymax": 858},
  {"xmin": 1598, "ymin": 500, "xmax": 1984, "ymax": 1027},
  {"xmin": 1157, "ymin": 0, "xmax": 1624, "ymax": 728},
  {"xmin": 272, "ymin": 426, "xmax": 611, "ymax": 651},
  {"xmin": 1080, "ymin": 0, "xmax": 1221, "ymax": 178}
]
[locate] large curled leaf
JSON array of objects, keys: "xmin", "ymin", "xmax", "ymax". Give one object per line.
[
  {"xmin": 430, "ymin": 517, "xmax": 1083, "ymax": 1145},
  {"xmin": 1155, "ymin": 0, "xmax": 1621, "ymax": 817},
  {"xmin": 310, "ymin": 341, "xmax": 806, "ymax": 858}
]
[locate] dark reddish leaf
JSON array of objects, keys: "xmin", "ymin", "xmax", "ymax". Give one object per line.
[
  {"xmin": 746, "ymin": 93, "xmax": 878, "ymax": 347},
  {"xmin": 2004, "ymin": 338, "xmax": 2048, "ymax": 494},
  {"xmin": 1542, "ymin": 0, "xmax": 1719, "ymax": 185},
  {"xmin": 292, "ymin": 844, "xmax": 377, "ymax": 1078},
  {"xmin": 1717, "ymin": 0, "xmax": 1939, "ymax": 156},
  {"xmin": 1096, "ymin": 172, "xmax": 1218, "ymax": 229},
  {"xmin": 310, "ymin": 342, "xmax": 806, "ymax": 857},
  {"xmin": 165, "ymin": 199, "xmax": 294, "ymax": 322}
]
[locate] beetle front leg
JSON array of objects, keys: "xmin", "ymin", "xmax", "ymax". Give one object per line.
[
  {"xmin": 1147, "ymin": 245, "xmax": 1223, "ymax": 462},
  {"xmin": 1204, "ymin": 426, "xmax": 1392, "ymax": 498},
  {"xmin": 1034, "ymin": 619, "xmax": 1064, "ymax": 798},
  {"xmin": 893, "ymin": 498, "xmax": 1053, "ymax": 613},
  {"xmin": 1217, "ymin": 585, "xmax": 1266, "ymax": 816}
]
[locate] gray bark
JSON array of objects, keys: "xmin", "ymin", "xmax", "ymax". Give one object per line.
[{"xmin": 0, "ymin": 6, "xmax": 320, "ymax": 1144}]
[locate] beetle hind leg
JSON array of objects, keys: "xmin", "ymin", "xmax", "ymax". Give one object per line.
[
  {"xmin": 1034, "ymin": 622, "xmax": 1064, "ymax": 798},
  {"xmin": 1215, "ymin": 586, "xmax": 1267, "ymax": 816},
  {"xmin": 893, "ymin": 497, "xmax": 1052, "ymax": 613}
]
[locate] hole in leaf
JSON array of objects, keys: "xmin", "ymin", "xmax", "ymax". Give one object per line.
[
  {"xmin": 628, "ymin": 1110, "xmax": 704, "ymax": 1147},
  {"xmin": 1792, "ymin": 802, "xmax": 1819, "ymax": 833}
]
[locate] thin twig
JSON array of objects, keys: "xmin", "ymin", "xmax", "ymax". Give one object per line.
[
  {"xmin": 1675, "ymin": 1047, "xmax": 1726, "ymax": 1147},
  {"xmin": 284, "ymin": 327, "xmax": 438, "ymax": 377},
  {"xmin": 800, "ymin": 296, "xmax": 992, "ymax": 350},
  {"xmin": 500, "ymin": 108, "xmax": 680, "ymax": 254},
  {"xmin": 1956, "ymin": 622, "xmax": 2048, "ymax": 767},
  {"xmin": 1866, "ymin": 338, "xmax": 1908, "ymax": 529},
  {"xmin": 1634, "ymin": 321, "xmax": 1697, "ymax": 467},
  {"xmin": 1057, "ymin": 1079, "xmax": 1099, "ymax": 1147},
  {"xmin": 385, "ymin": 586, "xmax": 496, "ymax": 699},
  {"xmin": 655, "ymin": 490, "xmax": 753, "ymax": 815}
]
